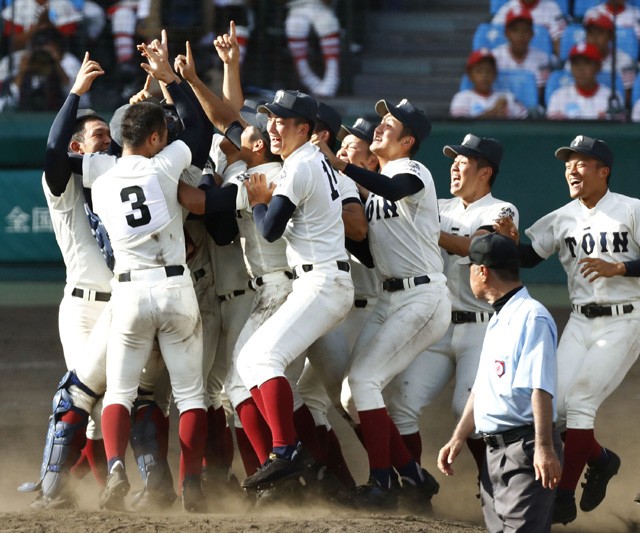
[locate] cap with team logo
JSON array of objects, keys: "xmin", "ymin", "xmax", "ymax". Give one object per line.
[
  {"xmin": 239, "ymin": 104, "xmax": 268, "ymax": 134},
  {"xmin": 338, "ymin": 117, "xmax": 377, "ymax": 143},
  {"xmin": 469, "ymin": 233, "xmax": 520, "ymax": 270},
  {"xmin": 569, "ymin": 42, "xmax": 602, "ymax": 63},
  {"xmin": 505, "ymin": 6, "xmax": 532, "ymax": 27},
  {"xmin": 584, "ymin": 12, "xmax": 615, "ymax": 32},
  {"xmin": 555, "ymin": 135, "xmax": 613, "ymax": 168},
  {"xmin": 257, "ymin": 89, "xmax": 318, "ymax": 122},
  {"xmin": 443, "ymin": 134, "xmax": 503, "ymax": 169},
  {"xmin": 375, "ymin": 98, "xmax": 431, "ymax": 141},
  {"xmin": 466, "ymin": 48, "xmax": 496, "ymax": 71},
  {"xmin": 315, "ymin": 102, "xmax": 342, "ymax": 138}
]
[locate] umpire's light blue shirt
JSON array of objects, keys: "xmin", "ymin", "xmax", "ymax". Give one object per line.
[{"xmin": 472, "ymin": 287, "xmax": 558, "ymax": 434}]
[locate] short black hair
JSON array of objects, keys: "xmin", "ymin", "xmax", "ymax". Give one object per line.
[
  {"xmin": 71, "ymin": 114, "xmax": 107, "ymax": 144},
  {"xmin": 293, "ymin": 116, "xmax": 315, "ymax": 140},
  {"xmin": 247, "ymin": 126, "xmax": 280, "ymax": 163},
  {"xmin": 475, "ymin": 156, "xmax": 500, "ymax": 186},
  {"xmin": 121, "ymin": 102, "xmax": 166, "ymax": 149},
  {"xmin": 314, "ymin": 119, "xmax": 337, "ymax": 151},
  {"xmin": 400, "ymin": 125, "xmax": 420, "ymax": 158}
]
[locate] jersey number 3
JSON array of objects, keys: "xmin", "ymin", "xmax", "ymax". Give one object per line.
[{"xmin": 121, "ymin": 185, "xmax": 152, "ymax": 228}]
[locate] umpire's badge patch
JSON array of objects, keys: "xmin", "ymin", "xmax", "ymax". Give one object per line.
[{"xmin": 495, "ymin": 360, "xmax": 505, "ymax": 377}]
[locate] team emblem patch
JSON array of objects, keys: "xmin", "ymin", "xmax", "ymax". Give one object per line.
[{"xmin": 495, "ymin": 360, "xmax": 505, "ymax": 377}]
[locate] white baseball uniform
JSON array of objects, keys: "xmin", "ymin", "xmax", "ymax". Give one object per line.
[
  {"xmin": 492, "ymin": 0, "xmax": 567, "ymax": 41},
  {"xmin": 492, "ymin": 43, "xmax": 552, "ymax": 87},
  {"xmin": 92, "ymin": 140, "xmax": 205, "ymax": 414},
  {"xmin": 546, "ymin": 84, "xmax": 621, "ymax": 120},
  {"xmin": 584, "ymin": 2, "xmax": 640, "ymax": 39},
  {"xmin": 526, "ymin": 190, "xmax": 640, "ymax": 429},
  {"xmin": 450, "ymin": 89, "xmax": 528, "ymax": 119},
  {"xmin": 387, "ymin": 194, "xmax": 519, "ymax": 436}
]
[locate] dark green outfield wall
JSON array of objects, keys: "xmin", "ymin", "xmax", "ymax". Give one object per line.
[{"xmin": 1, "ymin": 115, "xmax": 639, "ymax": 283}]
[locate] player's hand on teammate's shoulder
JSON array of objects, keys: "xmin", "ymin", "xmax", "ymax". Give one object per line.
[
  {"xmin": 174, "ymin": 41, "xmax": 198, "ymax": 84},
  {"xmin": 244, "ymin": 172, "xmax": 276, "ymax": 207},
  {"xmin": 312, "ymin": 138, "xmax": 347, "ymax": 172},
  {"xmin": 493, "ymin": 216, "xmax": 519, "ymax": 243},
  {"xmin": 214, "ymin": 21, "xmax": 240, "ymax": 66},
  {"xmin": 70, "ymin": 52, "xmax": 104, "ymax": 96},
  {"xmin": 578, "ymin": 257, "xmax": 626, "ymax": 282}
]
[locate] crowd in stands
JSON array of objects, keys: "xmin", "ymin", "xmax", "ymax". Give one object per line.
[{"xmin": 451, "ymin": 0, "xmax": 640, "ymax": 121}]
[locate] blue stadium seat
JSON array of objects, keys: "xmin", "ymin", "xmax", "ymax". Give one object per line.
[
  {"xmin": 573, "ymin": 0, "xmax": 600, "ymax": 18},
  {"xmin": 545, "ymin": 69, "xmax": 625, "ymax": 105},
  {"xmin": 559, "ymin": 23, "xmax": 639, "ymax": 61},
  {"xmin": 472, "ymin": 23, "xmax": 553, "ymax": 55},
  {"xmin": 459, "ymin": 69, "xmax": 538, "ymax": 109},
  {"xmin": 490, "ymin": 0, "xmax": 569, "ymax": 16},
  {"xmin": 632, "ymin": 73, "xmax": 640, "ymax": 104}
]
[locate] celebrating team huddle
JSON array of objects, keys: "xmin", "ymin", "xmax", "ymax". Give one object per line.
[{"xmin": 20, "ymin": 20, "xmax": 640, "ymax": 533}]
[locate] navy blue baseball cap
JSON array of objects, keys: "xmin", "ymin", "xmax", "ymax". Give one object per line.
[
  {"xmin": 338, "ymin": 117, "xmax": 377, "ymax": 143},
  {"xmin": 375, "ymin": 98, "xmax": 431, "ymax": 141},
  {"xmin": 76, "ymin": 108, "xmax": 101, "ymax": 121},
  {"xmin": 315, "ymin": 102, "xmax": 342, "ymax": 138},
  {"xmin": 469, "ymin": 233, "xmax": 520, "ymax": 270},
  {"xmin": 258, "ymin": 89, "xmax": 318, "ymax": 123},
  {"xmin": 443, "ymin": 134, "xmax": 503, "ymax": 169},
  {"xmin": 240, "ymin": 104, "xmax": 268, "ymax": 134},
  {"xmin": 555, "ymin": 135, "xmax": 613, "ymax": 168}
]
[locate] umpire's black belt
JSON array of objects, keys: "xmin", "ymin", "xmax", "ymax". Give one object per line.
[
  {"xmin": 572, "ymin": 303, "xmax": 634, "ymax": 319},
  {"xmin": 482, "ymin": 425, "xmax": 534, "ymax": 449},
  {"xmin": 451, "ymin": 311, "xmax": 493, "ymax": 324},
  {"xmin": 117, "ymin": 265, "xmax": 185, "ymax": 282},
  {"xmin": 382, "ymin": 275, "xmax": 430, "ymax": 292},
  {"xmin": 292, "ymin": 261, "xmax": 350, "ymax": 279},
  {"xmin": 72, "ymin": 287, "xmax": 111, "ymax": 302}
]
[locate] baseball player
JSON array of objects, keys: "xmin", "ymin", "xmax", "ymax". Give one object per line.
[
  {"xmin": 584, "ymin": 0, "xmax": 640, "ymax": 40},
  {"xmin": 386, "ymin": 134, "xmax": 518, "ymax": 483},
  {"xmin": 547, "ymin": 43, "xmax": 624, "ymax": 121},
  {"xmin": 91, "ymin": 43, "xmax": 209, "ymax": 513},
  {"xmin": 34, "ymin": 53, "xmax": 112, "ymax": 508},
  {"xmin": 232, "ymin": 89, "xmax": 354, "ymax": 491},
  {"xmin": 438, "ymin": 233, "xmax": 562, "ymax": 533},
  {"xmin": 495, "ymin": 135, "xmax": 640, "ymax": 525},
  {"xmin": 316, "ymin": 98, "xmax": 450, "ymax": 508},
  {"xmin": 285, "ymin": 0, "xmax": 341, "ymax": 97}
]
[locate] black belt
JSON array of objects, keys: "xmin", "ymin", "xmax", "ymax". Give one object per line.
[
  {"xmin": 354, "ymin": 298, "xmax": 368, "ymax": 308},
  {"xmin": 451, "ymin": 311, "xmax": 493, "ymax": 324},
  {"xmin": 193, "ymin": 268, "xmax": 206, "ymax": 282},
  {"xmin": 572, "ymin": 303, "xmax": 634, "ymax": 319},
  {"xmin": 482, "ymin": 425, "xmax": 534, "ymax": 449},
  {"xmin": 71, "ymin": 288, "xmax": 111, "ymax": 302},
  {"xmin": 251, "ymin": 271, "xmax": 294, "ymax": 288},
  {"xmin": 382, "ymin": 275, "xmax": 430, "ymax": 292},
  {"xmin": 117, "ymin": 265, "xmax": 185, "ymax": 282},
  {"xmin": 293, "ymin": 260, "xmax": 350, "ymax": 279},
  {"xmin": 219, "ymin": 289, "xmax": 246, "ymax": 302}
]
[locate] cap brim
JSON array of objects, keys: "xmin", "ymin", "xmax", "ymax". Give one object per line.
[
  {"xmin": 257, "ymin": 102, "xmax": 300, "ymax": 119},
  {"xmin": 554, "ymin": 146, "xmax": 582, "ymax": 162},
  {"xmin": 375, "ymin": 99, "xmax": 391, "ymax": 118},
  {"xmin": 338, "ymin": 124, "xmax": 372, "ymax": 143},
  {"xmin": 240, "ymin": 105, "xmax": 267, "ymax": 132},
  {"xmin": 443, "ymin": 144, "xmax": 481, "ymax": 160}
]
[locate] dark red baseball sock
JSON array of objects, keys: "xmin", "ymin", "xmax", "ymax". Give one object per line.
[
  {"xmin": 101, "ymin": 404, "xmax": 130, "ymax": 472},
  {"xmin": 466, "ymin": 437, "xmax": 487, "ymax": 476},
  {"xmin": 178, "ymin": 408, "xmax": 207, "ymax": 490},
  {"xmin": 236, "ymin": 397, "xmax": 272, "ymax": 464},
  {"xmin": 358, "ymin": 408, "xmax": 391, "ymax": 471},
  {"xmin": 258, "ymin": 377, "xmax": 297, "ymax": 449},
  {"xmin": 204, "ymin": 406, "xmax": 228, "ymax": 468},
  {"xmin": 70, "ymin": 447, "xmax": 91, "ymax": 480},
  {"xmin": 327, "ymin": 428, "xmax": 355, "ymax": 488},
  {"xmin": 235, "ymin": 426, "xmax": 261, "ymax": 475},
  {"xmin": 401, "ymin": 432, "xmax": 423, "ymax": 464},
  {"xmin": 85, "ymin": 438, "xmax": 107, "ymax": 486},
  {"xmin": 587, "ymin": 437, "xmax": 605, "ymax": 466},
  {"xmin": 150, "ymin": 406, "xmax": 170, "ymax": 460},
  {"xmin": 389, "ymin": 421, "xmax": 415, "ymax": 473},
  {"xmin": 558, "ymin": 428, "xmax": 596, "ymax": 493},
  {"xmin": 293, "ymin": 404, "xmax": 326, "ymax": 464},
  {"xmin": 224, "ymin": 425, "xmax": 234, "ymax": 469}
]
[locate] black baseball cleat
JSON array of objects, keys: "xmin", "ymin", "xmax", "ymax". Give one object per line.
[
  {"xmin": 241, "ymin": 453, "xmax": 304, "ymax": 491},
  {"xmin": 99, "ymin": 462, "xmax": 130, "ymax": 511},
  {"xmin": 580, "ymin": 448, "xmax": 621, "ymax": 512},
  {"xmin": 351, "ymin": 477, "xmax": 398, "ymax": 509},
  {"xmin": 398, "ymin": 468, "xmax": 440, "ymax": 514},
  {"xmin": 552, "ymin": 495, "xmax": 577, "ymax": 525},
  {"xmin": 182, "ymin": 475, "xmax": 208, "ymax": 513}
]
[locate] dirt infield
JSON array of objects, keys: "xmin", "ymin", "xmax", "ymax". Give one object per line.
[{"xmin": 1, "ymin": 304, "xmax": 640, "ymax": 532}]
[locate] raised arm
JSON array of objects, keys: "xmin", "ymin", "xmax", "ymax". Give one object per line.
[{"xmin": 215, "ymin": 20, "xmax": 244, "ymax": 114}]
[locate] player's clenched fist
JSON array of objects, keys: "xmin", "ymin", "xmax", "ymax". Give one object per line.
[{"xmin": 245, "ymin": 173, "xmax": 276, "ymax": 207}]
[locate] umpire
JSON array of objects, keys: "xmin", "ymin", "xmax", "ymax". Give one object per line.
[{"xmin": 437, "ymin": 233, "xmax": 562, "ymax": 532}]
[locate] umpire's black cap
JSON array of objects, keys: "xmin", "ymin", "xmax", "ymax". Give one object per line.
[
  {"xmin": 338, "ymin": 117, "xmax": 376, "ymax": 144},
  {"xmin": 375, "ymin": 98, "xmax": 431, "ymax": 141},
  {"xmin": 443, "ymin": 134, "xmax": 503, "ymax": 169},
  {"xmin": 469, "ymin": 233, "xmax": 520, "ymax": 270},
  {"xmin": 258, "ymin": 89, "xmax": 318, "ymax": 123},
  {"xmin": 555, "ymin": 135, "xmax": 613, "ymax": 168},
  {"xmin": 315, "ymin": 102, "xmax": 342, "ymax": 138}
]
